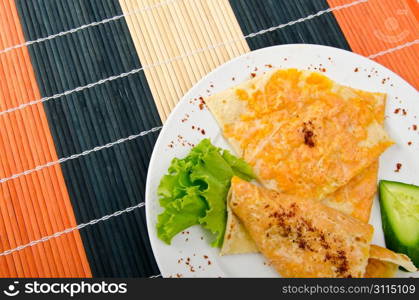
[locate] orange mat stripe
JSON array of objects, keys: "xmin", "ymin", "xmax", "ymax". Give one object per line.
[
  {"xmin": 328, "ymin": 0, "xmax": 419, "ymax": 89},
  {"xmin": 0, "ymin": 0, "xmax": 91, "ymax": 277},
  {"xmin": 407, "ymin": 0, "xmax": 419, "ymax": 21}
]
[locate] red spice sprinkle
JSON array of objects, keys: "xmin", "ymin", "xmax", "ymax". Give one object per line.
[
  {"xmin": 321, "ymin": 68, "xmax": 326, "ymax": 72},
  {"xmin": 265, "ymin": 64, "xmax": 273, "ymax": 68},
  {"xmin": 408, "ymin": 141, "xmax": 412, "ymax": 146},
  {"xmin": 250, "ymin": 73, "xmax": 256, "ymax": 78},
  {"xmin": 181, "ymin": 113, "xmax": 190, "ymax": 123},
  {"xmin": 304, "ymin": 131, "xmax": 315, "ymax": 147},
  {"xmin": 203, "ymin": 255, "xmax": 208, "ymax": 259},
  {"xmin": 192, "ymin": 125, "xmax": 195, "ymax": 129},
  {"xmin": 208, "ymin": 261, "xmax": 212, "ymax": 265},
  {"xmin": 302, "ymin": 121, "xmax": 315, "ymax": 148},
  {"xmin": 394, "ymin": 108, "xmax": 401, "ymax": 114},
  {"xmin": 354, "ymin": 68, "xmax": 359, "ymax": 72},
  {"xmin": 413, "ymin": 125, "xmax": 417, "ymax": 131},
  {"xmin": 395, "ymin": 163, "xmax": 402, "ymax": 172},
  {"xmin": 402, "ymin": 109, "xmax": 407, "ymax": 116},
  {"xmin": 198, "ymin": 97, "xmax": 206, "ymax": 110},
  {"xmin": 201, "ymin": 129, "xmax": 206, "ymax": 135}
]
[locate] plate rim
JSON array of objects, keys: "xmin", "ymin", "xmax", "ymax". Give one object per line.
[{"xmin": 145, "ymin": 43, "xmax": 418, "ymax": 277}]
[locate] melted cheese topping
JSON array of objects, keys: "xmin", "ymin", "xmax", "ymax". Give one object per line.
[{"xmin": 220, "ymin": 69, "xmax": 392, "ymax": 199}]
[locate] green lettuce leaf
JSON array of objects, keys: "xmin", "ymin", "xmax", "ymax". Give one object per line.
[
  {"xmin": 157, "ymin": 186, "xmax": 207, "ymax": 244},
  {"xmin": 190, "ymin": 146, "xmax": 233, "ymax": 247},
  {"xmin": 156, "ymin": 139, "xmax": 255, "ymax": 247}
]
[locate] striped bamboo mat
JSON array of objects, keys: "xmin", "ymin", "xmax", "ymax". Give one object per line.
[{"xmin": 0, "ymin": 0, "xmax": 418, "ymax": 277}]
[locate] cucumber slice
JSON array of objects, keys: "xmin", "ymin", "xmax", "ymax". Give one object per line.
[{"xmin": 379, "ymin": 180, "xmax": 419, "ymax": 268}]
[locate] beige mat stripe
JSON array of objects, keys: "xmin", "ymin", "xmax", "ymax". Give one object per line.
[{"xmin": 119, "ymin": 0, "xmax": 250, "ymax": 121}]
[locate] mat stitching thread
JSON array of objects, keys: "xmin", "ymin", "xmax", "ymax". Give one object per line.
[
  {"xmin": 368, "ymin": 39, "xmax": 419, "ymax": 59},
  {"xmin": 0, "ymin": 202, "xmax": 145, "ymax": 257},
  {"xmin": 0, "ymin": 126, "xmax": 162, "ymax": 184},
  {"xmin": 0, "ymin": 0, "xmax": 176, "ymax": 55}
]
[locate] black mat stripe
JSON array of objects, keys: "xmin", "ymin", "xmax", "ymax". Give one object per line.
[
  {"xmin": 230, "ymin": 0, "xmax": 351, "ymax": 51},
  {"xmin": 15, "ymin": 0, "xmax": 160, "ymax": 277}
]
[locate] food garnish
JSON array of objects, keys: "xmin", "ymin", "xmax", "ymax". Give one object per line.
[
  {"xmin": 379, "ymin": 180, "xmax": 419, "ymax": 268},
  {"xmin": 157, "ymin": 139, "xmax": 255, "ymax": 247}
]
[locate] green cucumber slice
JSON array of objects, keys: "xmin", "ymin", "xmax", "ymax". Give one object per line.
[{"xmin": 379, "ymin": 180, "xmax": 419, "ymax": 268}]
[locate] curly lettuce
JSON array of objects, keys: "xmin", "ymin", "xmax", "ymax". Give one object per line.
[{"xmin": 156, "ymin": 139, "xmax": 255, "ymax": 247}]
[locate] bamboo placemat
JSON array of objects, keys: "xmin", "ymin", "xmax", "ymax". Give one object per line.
[
  {"xmin": 0, "ymin": 0, "xmax": 417, "ymax": 277},
  {"xmin": 121, "ymin": 0, "xmax": 249, "ymax": 120}
]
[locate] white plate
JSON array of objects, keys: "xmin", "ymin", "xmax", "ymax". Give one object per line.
[{"xmin": 145, "ymin": 44, "xmax": 419, "ymax": 278}]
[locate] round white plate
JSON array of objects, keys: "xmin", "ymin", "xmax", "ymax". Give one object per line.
[{"xmin": 146, "ymin": 44, "xmax": 419, "ymax": 278}]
